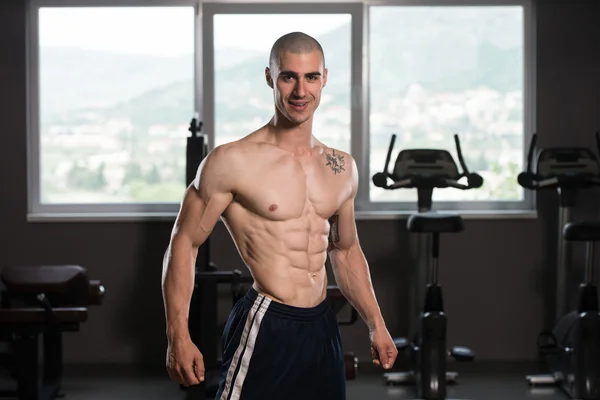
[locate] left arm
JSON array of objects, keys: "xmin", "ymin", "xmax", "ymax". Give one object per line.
[
  {"xmin": 327, "ymin": 157, "xmax": 397, "ymax": 369},
  {"xmin": 327, "ymin": 159, "xmax": 384, "ymax": 332}
]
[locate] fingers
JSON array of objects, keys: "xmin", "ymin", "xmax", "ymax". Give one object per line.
[
  {"xmin": 383, "ymin": 347, "xmax": 398, "ymax": 370},
  {"xmin": 167, "ymin": 367, "xmax": 185, "ymax": 386},
  {"xmin": 167, "ymin": 361, "xmax": 202, "ymax": 386},
  {"xmin": 371, "ymin": 346, "xmax": 384, "ymax": 368},
  {"xmin": 377, "ymin": 355, "xmax": 391, "ymax": 369},
  {"xmin": 179, "ymin": 352, "xmax": 205, "ymax": 387},
  {"xmin": 166, "ymin": 343, "xmax": 206, "ymax": 387},
  {"xmin": 167, "ymin": 367, "xmax": 179, "ymax": 383},
  {"xmin": 181, "ymin": 365, "xmax": 201, "ymax": 387},
  {"xmin": 166, "ymin": 353, "xmax": 186, "ymax": 385},
  {"xmin": 193, "ymin": 356, "xmax": 205, "ymax": 383},
  {"xmin": 371, "ymin": 345, "xmax": 380, "ymax": 366},
  {"xmin": 372, "ymin": 344, "xmax": 398, "ymax": 370},
  {"xmin": 378, "ymin": 344, "xmax": 397, "ymax": 370}
]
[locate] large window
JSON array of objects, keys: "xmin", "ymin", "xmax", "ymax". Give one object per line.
[
  {"xmin": 27, "ymin": 0, "xmax": 535, "ymax": 220},
  {"xmin": 211, "ymin": 12, "xmax": 352, "ymax": 153},
  {"xmin": 368, "ymin": 5, "xmax": 528, "ymax": 208},
  {"xmin": 203, "ymin": 3, "xmax": 358, "ymax": 155},
  {"xmin": 29, "ymin": 1, "xmax": 197, "ymax": 216}
]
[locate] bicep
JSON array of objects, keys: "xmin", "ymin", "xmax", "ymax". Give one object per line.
[
  {"xmin": 328, "ymin": 155, "xmax": 359, "ymax": 252},
  {"xmin": 173, "ymin": 186, "xmax": 232, "ymax": 248},
  {"xmin": 171, "ymin": 147, "xmax": 235, "ymax": 248}
]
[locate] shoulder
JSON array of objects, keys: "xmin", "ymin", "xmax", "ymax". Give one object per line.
[
  {"xmin": 199, "ymin": 134, "xmax": 276, "ymax": 180},
  {"xmin": 202, "ymin": 141, "xmax": 241, "ymax": 170},
  {"xmin": 194, "ymin": 140, "xmax": 249, "ymax": 191},
  {"xmin": 204, "ymin": 135, "xmax": 262, "ymax": 165},
  {"xmin": 321, "ymin": 146, "xmax": 357, "ymax": 179},
  {"xmin": 320, "ymin": 146, "xmax": 358, "ymax": 197}
]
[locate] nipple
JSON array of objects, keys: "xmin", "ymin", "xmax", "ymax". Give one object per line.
[{"xmin": 269, "ymin": 204, "xmax": 278, "ymax": 212}]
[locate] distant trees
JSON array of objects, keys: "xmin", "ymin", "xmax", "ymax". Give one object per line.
[
  {"xmin": 67, "ymin": 161, "xmax": 107, "ymax": 190},
  {"xmin": 65, "ymin": 160, "xmax": 148, "ymax": 191}
]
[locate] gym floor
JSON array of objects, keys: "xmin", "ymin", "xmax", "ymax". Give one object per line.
[{"xmin": 2, "ymin": 362, "xmax": 571, "ymax": 400}]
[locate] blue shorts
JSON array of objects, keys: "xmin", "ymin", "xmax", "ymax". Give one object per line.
[{"xmin": 215, "ymin": 287, "xmax": 346, "ymax": 400}]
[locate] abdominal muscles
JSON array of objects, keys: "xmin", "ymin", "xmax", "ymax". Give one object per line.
[{"xmin": 222, "ymin": 201, "xmax": 330, "ymax": 306}]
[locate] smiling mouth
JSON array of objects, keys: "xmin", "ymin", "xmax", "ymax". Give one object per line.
[{"xmin": 289, "ymin": 101, "xmax": 308, "ymax": 111}]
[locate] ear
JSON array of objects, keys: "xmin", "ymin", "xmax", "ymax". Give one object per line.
[
  {"xmin": 265, "ymin": 67, "xmax": 274, "ymax": 89},
  {"xmin": 322, "ymin": 67, "xmax": 328, "ymax": 88}
]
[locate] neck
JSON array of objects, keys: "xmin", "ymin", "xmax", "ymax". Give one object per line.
[{"xmin": 267, "ymin": 113, "xmax": 315, "ymax": 153}]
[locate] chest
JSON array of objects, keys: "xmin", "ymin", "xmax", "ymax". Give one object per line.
[{"xmin": 235, "ymin": 153, "xmax": 347, "ymax": 220}]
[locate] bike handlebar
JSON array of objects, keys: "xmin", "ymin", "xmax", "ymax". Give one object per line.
[
  {"xmin": 517, "ymin": 132, "xmax": 600, "ymax": 190},
  {"xmin": 372, "ymin": 133, "xmax": 484, "ymax": 191},
  {"xmin": 518, "ymin": 174, "xmax": 600, "ymax": 190}
]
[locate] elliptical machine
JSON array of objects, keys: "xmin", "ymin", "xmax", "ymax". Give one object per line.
[
  {"xmin": 372, "ymin": 133, "xmax": 483, "ymax": 399},
  {"xmin": 519, "ymin": 133, "xmax": 600, "ymax": 399}
]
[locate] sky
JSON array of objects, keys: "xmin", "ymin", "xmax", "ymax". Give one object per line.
[{"xmin": 39, "ymin": 7, "xmax": 351, "ymax": 56}]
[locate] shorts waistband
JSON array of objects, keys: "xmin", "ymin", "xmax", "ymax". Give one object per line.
[{"xmin": 244, "ymin": 287, "xmax": 331, "ymax": 322}]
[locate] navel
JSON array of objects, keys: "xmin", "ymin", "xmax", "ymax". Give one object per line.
[{"xmin": 269, "ymin": 204, "xmax": 278, "ymax": 212}]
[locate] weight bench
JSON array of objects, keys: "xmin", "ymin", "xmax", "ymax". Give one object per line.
[{"xmin": 0, "ymin": 265, "xmax": 104, "ymax": 400}]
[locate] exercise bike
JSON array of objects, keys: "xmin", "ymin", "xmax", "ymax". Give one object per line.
[
  {"xmin": 519, "ymin": 132, "xmax": 600, "ymax": 399},
  {"xmin": 372, "ymin": 133, "xmax": 482, "ymax": 399}
]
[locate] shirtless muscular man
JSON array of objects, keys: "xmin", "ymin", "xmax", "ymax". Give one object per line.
[{"xmin": 162, "ymin": 31, "xmax": 397, "ymax": 400}]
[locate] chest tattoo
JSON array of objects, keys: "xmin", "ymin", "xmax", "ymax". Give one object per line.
[{"xmin": 325, "ymin": 150, "xmax": 345, "ymax": 174}]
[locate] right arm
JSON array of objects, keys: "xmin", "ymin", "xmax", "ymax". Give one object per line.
[{"xmin": 162, "ymin": 144, "xmax": 235, "ymax": 343}]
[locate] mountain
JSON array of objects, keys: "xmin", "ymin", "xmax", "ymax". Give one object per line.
[
  {"xmin": 368, "ymin": 5, "xmax": 523, "ymax": 97},
  {"xmin": 40, "ymin": 6, "xmax": 523, "ymax": 127},
  {"xmin": 40, "ymin": 46, "xmax": 262, "ymax": 122},
  {"xmin": 40, "ymin": 47, "xmax": 193, "ymax": 119}
]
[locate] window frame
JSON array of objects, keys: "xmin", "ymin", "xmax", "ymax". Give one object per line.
[
  {"xmin": 357, "ymin": 0, "xmax": 536, "ymax": 215},
  {"xmin": 201, "ymin": 1, "xmax": 364, "ymax": 176},
  {"xmin": 26, "ymin": 0, "xmax": 201, "ymax": 220},
  {"xmin": 26, "ymin": 0, "xmax": 537, "ymax": 221}
]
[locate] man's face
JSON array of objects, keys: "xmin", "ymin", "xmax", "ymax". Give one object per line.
[{"xmin": 265, "ymin": 50, "xmax": 328, "ymax": 125}]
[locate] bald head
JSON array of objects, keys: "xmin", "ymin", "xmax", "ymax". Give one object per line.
[{"xmin": 268, "ymin": 32, "xmax": 325, "ymax": 71}]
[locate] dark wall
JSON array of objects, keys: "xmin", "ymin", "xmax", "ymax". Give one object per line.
[{"xmin": 1, "ymin": 0, "xmax": 599, "ymax": 367}]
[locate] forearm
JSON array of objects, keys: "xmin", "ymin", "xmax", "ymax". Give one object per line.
[
  {"xmin": 162, "ymin": 239, "xmax": 197, "ymax": 342},
  {"xmin": 330, "ymin": 245, "xmax": 385, "ymax": 331}
]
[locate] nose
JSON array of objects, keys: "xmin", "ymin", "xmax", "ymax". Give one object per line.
[{"xmin": 293, "ymin": 79, "xmax": 306, "ymax": 98}]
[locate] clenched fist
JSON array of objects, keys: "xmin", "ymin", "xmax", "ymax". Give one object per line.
[
  {"xmin": 166, "ymin": 337, "xmax": 205, "ymax": 387},
  {"xmin": 370, "ymin": 327, "xmax": 398, "ymax": 370}
]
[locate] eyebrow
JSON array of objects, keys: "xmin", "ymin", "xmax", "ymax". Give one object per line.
[{"xmin": 279, "ymin": 70, "xmax": 322, "ymax": 77}]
